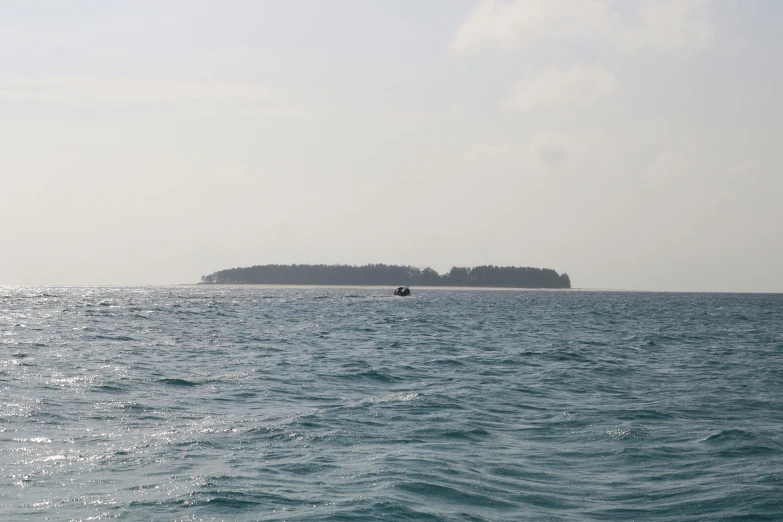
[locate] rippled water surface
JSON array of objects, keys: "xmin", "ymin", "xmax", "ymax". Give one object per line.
[{"xmin": 1, "ymin": 286, "xmax": 782, "ymax": 521}]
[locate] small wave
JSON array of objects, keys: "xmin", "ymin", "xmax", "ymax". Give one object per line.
[
  {"xmin": 552, "ymin": 350, "xmax": 590, "ymax": 362},
  {"xmin": 718, "ymin": 445, "xmax": 782, "ymax": 458},
  {"xmin": 606, "ymin": 427, "xmax": 649, "ymax": 440},
  {"xmin": 341, "ymin": 392, "xmax": 421, "ymax": 409},
  {"xmin": 278, "ymin": 462, "xmax": 331, "ymax": 475},
  {"xmin": 578, "ymin": 339, "xmax": 609, "ymax": 347},
  {"xmin": 614, "ymin": 408, "xmax": 673, "ymax": 420},
  {"xmin": 17, "ymin": 293, "xmax": 59, "ymax": 299},
  {"xmin": 704, "ymin": 429, "xmax": 759, "ymax": 444},
  {"xmin": 93, "ymin": 334, "xmax": 136, "ymax": 341},
  {"xmin": 396, "ymin": 481, "xmax": 516, "ymax": 509},
  {"xmin": 442, "ymin": 428, "xmax": 491, "ymax": 440},
  {"xmin": 383, "ymin": 392, "xmax": 419, "ymax": 403},
  {"xmin": 34, "ymin": 454, "xmax": 69, "ymax": 463},
  {"xmin": 13, "ymin": 437, "xmax": 52, "ymax": 443},
  {"xmin": 158, "ymin": 378, "xmax": 200, "ymax": 386},
  {"xmin": 169, "ymin": 489, "xmax": 290, "ymax": 510},
  {"xmin": 328, "ymin": 502, "xmax": 444, "ymax": 520},
  {"xmin": 172, "ymin": 439, "xmax": 225, "ymax": 450},
  {"xmin": 93, "ymin": 384, "xmax": 127, "ymax": 393},
  {"xmin": 703, "ymin": 429, "xmax": 783, "ymax": 457},
  {"xmin": 340, "ymin": 370, "xmax": 398, "ymax": 383}
]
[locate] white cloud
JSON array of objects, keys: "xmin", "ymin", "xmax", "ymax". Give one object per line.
[
  {"xmin": 250, "ymin": 106, "xmax": 310, "ymax": 118},
  {"xmin": 464, "ymin": 129, "xmax": 614, "ymax": 173},
  {"xmin": 526, "ymin": 129, "xmax": 615, "ymax": 171},
  {"xmin": 501, "ymin": 66, "xmax": 620, "ymax": 112},
  {"xmin": 527, "ymin": 132, "xmax": 569, "ymax": 166},
  {"xmin": 451, "ymin": 0, "xmax": 610, "ymax": 54},
  {"xmin": 452, "ymin": 0, "xmax": 714, "ymax": 54},
  {"xmin": 465, "ymin": 142, "xmax": 517, "ymax": 161},
  {"xmin": 0, "ymin": 27, "xmax": 56, "ymax": 44},
  {"xmin": 623, "ymin": 0, "xmax": 714, "ymax": 53},
  {"xmin": 0, "ymin": 76, "xmax": 270, "ymax": 102}
]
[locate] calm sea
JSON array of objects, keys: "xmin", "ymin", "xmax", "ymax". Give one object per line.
[{"xmin": 2, "ymin": 286, "xmax": 782, "ymax": 521}]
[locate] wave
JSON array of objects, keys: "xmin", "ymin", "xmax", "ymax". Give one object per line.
[{"xmin": 157, "ymin": 378, "xmax": 200, "ymax": 386}]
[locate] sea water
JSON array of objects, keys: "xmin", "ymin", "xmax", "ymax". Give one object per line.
[{"xmin": 1, "ymin": 286, "xmax": 782, "ymax": 521}]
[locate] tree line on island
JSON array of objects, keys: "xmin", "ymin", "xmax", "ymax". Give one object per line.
[{"xmin": 200, "ymin": 264, "xmax": 571, "ymax": 289}]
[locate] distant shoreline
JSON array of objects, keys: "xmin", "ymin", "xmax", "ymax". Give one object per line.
[
  {"xmin": 188, "ymin": 284, "xmax": 776, "ymax": 293},
  {"xmin": 193, "ymin": 283, "xmax": 569, "ymax": 291},
  {"xmin": 200, "ymin": 263, "xmax": 571, "ymax": 289},
  {"xmin": 188, "ymin": 283, "xmax": 633, "ymax": 292}
]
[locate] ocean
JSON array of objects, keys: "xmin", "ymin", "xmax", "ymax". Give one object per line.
[{"xmin": 1, "ymin": 286, "xmax": 781, "ymax": 521}]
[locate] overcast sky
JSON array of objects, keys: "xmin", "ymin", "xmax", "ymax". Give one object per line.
[{"xmin": 2, "ymin": 0, "xmax": 781, "ymax": 291}]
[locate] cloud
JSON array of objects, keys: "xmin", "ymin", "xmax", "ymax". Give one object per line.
[
  {"xmin": 526, "ymin": 130, "xmax": 590, "ymax": 169},
  {"xmin": 250, "ymin": 106, "xmax": 310, "ymax": 118},
  {"xmin": 526, "ymin": 131, "xmax": 569, "ymax": 170},
  {"xmin": 622, "ymin": 0, "xmax": 714, "ymax": 53},
  {"xmin": 452, "ymin": 0, "xmax": 714, "ymax": 55},
  {"xmin": 0, "ymin": 27, "xmax": 57, "ymax": 44},
  {"xmin": 451, "ymin": 0, "xmax": 609, "ymax": 54},
  {"xmin": 532, "ymin": 140, "xmax": 568, "ymax": 166},
  {"xmin": 465, "ymin": 129, "xmax": 613, "ymax": 173},
  {"xmin": 465, "ymin": 142, "xmax": 517, "ymax": 161},
  {"xmin": 501, "ymin": 66, "xmax": 620, "ymax": 112},
  {"xmin": 0, "ymin": 76, "xmax": 270, "ymax": 102}
]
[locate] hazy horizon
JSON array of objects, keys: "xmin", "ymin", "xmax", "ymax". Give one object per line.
[{"xmin": 2, "ymin": 1, "xmax": 782, "ymax": 292}]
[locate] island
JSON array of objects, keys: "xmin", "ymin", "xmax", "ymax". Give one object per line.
[{"xmin": 200, "ymin": 264, "xmax": 571, "ymax": 289}]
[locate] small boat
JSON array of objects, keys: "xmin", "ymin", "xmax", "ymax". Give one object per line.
[{"xmin": 394, "ymin": 286, "xmax": 411, "ymax": 296}]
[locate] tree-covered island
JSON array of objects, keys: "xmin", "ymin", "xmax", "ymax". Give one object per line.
[{"xmin": 200, "ymin": 264, "xmax": 571, "ymax": 289}]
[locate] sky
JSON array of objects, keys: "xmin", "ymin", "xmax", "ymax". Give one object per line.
[{"xmin": 1, "ymin": 0, "xmax": 782, "ymax": 291}]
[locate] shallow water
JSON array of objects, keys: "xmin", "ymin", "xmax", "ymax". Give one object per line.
[{"xmin": 1, "ymin": 286, "xmax": 782, "ymax": 520}]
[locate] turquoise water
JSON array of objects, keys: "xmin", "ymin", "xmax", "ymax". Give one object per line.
[{"xmin": 1, "ymin": 286, "xmax": 782, "ymax": 520}]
